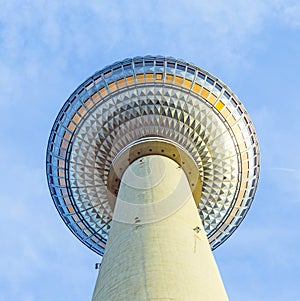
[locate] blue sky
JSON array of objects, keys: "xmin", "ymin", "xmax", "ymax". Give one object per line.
[{"xmin": 1, "ymin": 1, "xmax": 300, "ymax": 300}]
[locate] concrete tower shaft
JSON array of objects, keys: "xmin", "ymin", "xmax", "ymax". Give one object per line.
[{"xmin": 92, "ymin": 155, "xmax": 228, "ymax": 301}]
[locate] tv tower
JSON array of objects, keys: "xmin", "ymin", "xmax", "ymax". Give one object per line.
[{"xmin": 46, "ymin": 56, "xmax": 260, "ymax": 300}]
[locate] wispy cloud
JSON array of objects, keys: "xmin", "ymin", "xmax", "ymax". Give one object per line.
[
  {"xmin": 0, "ymin": 0, "xmax": 271, "ymax": 73},
  {"xmin": 274, "ymin": 0, "xmax": 300, "ymax": 27}
]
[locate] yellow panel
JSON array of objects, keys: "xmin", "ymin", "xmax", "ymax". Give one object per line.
[
  {"xmin": 58, "ymin": 159, "xmax": 65, "ymax": 168},
  {"xmin": 78, "ymin": 106, "xmax": 86, "ymax": 117},
  {"xmin": 72, "ymin": 215, "xmax": 80, "ymax": 222},
  {"xmin": 238, "ymin": 187, "xmax": 246, "ymax": 199},
  {"xmin": 219, "ymin": 223, "xmax": 228, "ymax": 233},
  {"xmin": 146, "ymin": 73, "xmax": 154, "ymax": 83},
  {"xmin": 136, "ymin": 74, "xmax": 144, "ymax": 83},
  {"xmin": 242, "ymin": 161, "xmax": 249, "ymax": 171},
  {"xmin": 174, "ymin": 76, "xmax": 183, "ymax": 86},
  {"xmin": 192, "ymin": 83, "xmax": 201, "ymax": 94},
  {"xmin": 84, "ymin": 229, "xmax": 91, "ymax": 236},
  {"xmin": 224, "ymin": 215, "xmax": 234, "ymax": 225},
  {"xmin": 221, "ymin": 107, "xmax": 231, "ymax": 118},
  {"xmin": 91, "ymin": 237, "xmax": 99, "ymax": 243},
  {"xmin": 67, "ymin": 121, "xmax": 76, "ymax": 132},
  {"xmin": 238, "ymin": 141, "xmax": 247, "ymax": 152},
  {"xmin": 156, "ymin": 73, "xmax": 163, "ymax": 82},
  {"xmin": 166, "ymin": 74, "xmax": 173, "ymax": 83},
  {"xmin": 231, "ymin": 124, "xmax": 240, "ymax": 135},
  {"xmin": 214, "ymin": 232, "xmax": 222, "ymax": 240},
  {"xmin": 59, "ymin": 149, "xmax": 66, "ymax": 157},
  {"xmin": 100, "ymin": 87, "xmax": 108, "ymax": 98},
  {"xmin": 236, "ymin": 192, "xmax": 245, "ymax": 204},
  {"xmin": 84, "ymin": 99, "xmax": 93, "ymax": 109},
  {"xmin": 236, "ymin": 182, "xmax": 247, "ymax": 202},
  {"xmin": 235, "ymin": 132, "xmax": 244, "ymax": 145},
  {"xmin": 208, "ymin": 231, "xmax": 223, "ymax": 242},
  {"xmin": 200, "ymin": 87, "xmax": 210, "ymax": 99},
  {"xmin": 63, "ymin": 131, "xmax": 72, "ymax": 141},
  {"xmin": 235, "ymin": 196, "xmax": 244, "ymax": 207},
  {"xmin": 72, "ymin": 113, "xmax": 81, "ymax": 124},
  {"xmin": 67, "ymin": 205, "xmax": 75, "ymax": 213},
  {"xmin": 91, "ymin": 92, "xmax": 101, "ymax": 103},
  {"xmin": 63, "ymin": 197, "xmax": 72, "ymax": 206},
  {"xmin": 215, "ymin": 101, "xmax": 225, "ymax": 111},
  {"xmin": 126, "ymin": 76, "xmax": 135, "ymax": 86},
  {"xmin": 116, "ymin": 78, "xmax": 126, "ymax": 89},
  {"xmin": 183, "ymin": 79, "xmax": 192, "ymax": 90},
  {"xmin": 61, "ymin": 140, "xmax": 68, "ymax": 149},
  {"xmin": 241, "ymin": 166, "xmax": 249, "ymax": 180},
  {"xmin": 241, "ymin": 151, "xmax": 249, "ymax": 161},
  {"xmin": 207, "ymin": 93, "xmax": 217, "ymax": 105},
  {"xmin": 61, "ymin": 188, "xmax": 68, "ymax": 196},
  {"xmin": 227, "ymin": 114, "xmax": 236, "ymax": 126},
  {"xmin": 108, "ymin": 82, "xmax": 117, "ymax": 92},
  {"xmin": 58, "ymin": 169, "xmax": 65, "ymax": 177},
  {"xmin": 78, "ymin": 222, "xmax": 85, "ymax": 230},
  {"xmin": 240, "ymin": 181, "xmax": 247, "ymax": 191},
  {"xmin": 230, "ymin": 207, "xmax": 239, "ymax": 217},
  {"xmin": 59, "ymin": 178, "xmax": 66, "ymax": 186}
]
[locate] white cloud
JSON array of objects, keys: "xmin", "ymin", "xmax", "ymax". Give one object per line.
[
  {"xmin": 0, "ymin": 0, "xmax": 271, "ymax": 73},
  {"xmin": 274, "ymin": 0, "xmax": 300, "ymax": 27},
  {"xmin": 1, "ymin": 0, "xmax": 297, "ymax": 74}
]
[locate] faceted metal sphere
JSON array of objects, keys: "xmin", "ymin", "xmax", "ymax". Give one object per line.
[{"xmin": 46, "ymin": 56, "xmax": 260, "ymax": 255}]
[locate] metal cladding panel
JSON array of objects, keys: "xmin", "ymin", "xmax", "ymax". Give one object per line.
[{"xmin": 46, "ymin": 56, "xmax": 260, "ymax": 255}]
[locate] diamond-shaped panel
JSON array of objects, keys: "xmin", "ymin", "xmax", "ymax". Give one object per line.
[{"xmin": 46, "ymin": 56, "xmax": 260, "ymax": 255}]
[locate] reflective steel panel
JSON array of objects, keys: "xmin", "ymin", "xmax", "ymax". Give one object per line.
[{"xmin": 46, "ymin": 56, "xmax": 260, "ymax": 255}]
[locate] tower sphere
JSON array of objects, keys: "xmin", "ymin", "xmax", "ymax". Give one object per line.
[{"xmin": 46, "ymin": 56, "xmax": 260, "ymax": 255}]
